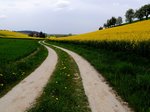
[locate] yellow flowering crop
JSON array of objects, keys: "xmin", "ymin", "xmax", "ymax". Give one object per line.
[
  {"xmin": 0, "ymin": 30, "xmax": 28, "ymax": 38},
  {"xmin": 53, "ymin": 20, "xmax": 150, "ymax": 42},
  {"xmin": 0, "ymin": 30, "xmax": 39, "ymax": 39}
]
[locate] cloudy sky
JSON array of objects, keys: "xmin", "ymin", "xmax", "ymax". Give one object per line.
[{"xmin": 0, "ymin": 0, "xmax": 149, "ymax": 34}]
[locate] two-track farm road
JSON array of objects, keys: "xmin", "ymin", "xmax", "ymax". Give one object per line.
[
  {"xmin": 0, "ymin": 40, "xmax": 132, "ymax": 112},
  {"xmin": 44, "ymin": 41, "xmax": 132, "ymax": 112},
  {"xmin": 0, "ymin": 42, "xmax": 58, "ymax": 112}
]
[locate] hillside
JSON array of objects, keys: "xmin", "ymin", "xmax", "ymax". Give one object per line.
[
  {"xmin": 46, "ymin": 20, "xmax": 150, "ymax": 111},
  {"xmin": 56, "ymin": 20, "xmax": 150, "ymax": 42},
  {"xmin": 0, "ymin": 30, "xmax": 30, "ymax": 38},
  {"xmin": 17, "ymin": 30, "xmax": 39, "ymax": 35}
]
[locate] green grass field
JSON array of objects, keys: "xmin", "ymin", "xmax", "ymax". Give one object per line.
[
  {"xmin": 46, "ymin": 41, "xmax": 150, "ymax": 112},
  {"xmin": 0, "ymin": 20, "xmax": 150, "ymax": 112},
  {"xmin": 28, "ymin": 44, "xmax": 91, "ymax": 112},
  {"xmin": 0, "ymin": 38, "xmax": 48, "ymax": 97}
]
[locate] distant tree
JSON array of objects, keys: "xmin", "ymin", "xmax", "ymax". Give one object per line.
[
  {"xmin": 107, "ymin": 19, "xmax": 112, "ymax": 27},
  {"xmin": 99, "ymin": 27, "xmax": 103, "ymax": 30},
  {"xmin": 125, "ymin": 9, "xmax": 135, "ymax": 23},
  {"xmin": 39, "ymin": 32, "xmax": 46, "ymax": 38},
  {"xmin": 140, "ymin": 4, "xmax": 150, "ymax": 19},
  {"xmin": 116, "ymin": 17, "xmax": 123, "ymax": 25},
  {"xmin": 28, "ymin": 32, "xmax": 34, "ymax": 37},
  {"xmin": 110, "ymin": 17, "xmax": 117, "ymax": 26},
  {"xmin": 103, "ymin": 23, "xmax": 108, "ymax": 28},
  {"xmin": 68, "ymin": 33, "xmax": 72, "ymax": 36},
  {"xmin": 135, "ymin": 9, "xmax": 144, "ymax": 20}
]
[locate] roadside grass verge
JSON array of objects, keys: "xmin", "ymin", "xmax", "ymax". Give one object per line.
[
  {"xmin": 0, "ymin": 38, "xmax": 48, "ymax": 97},
  {"xmin": 28, "ymin": 44, "xmax": 91, "ymax": 112},
  {"xmin": 46, "ymin": 41, "xmax": 150, "ymax": 112}
]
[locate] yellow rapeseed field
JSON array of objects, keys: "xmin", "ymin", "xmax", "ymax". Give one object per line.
[
  {"xmin": 0, "ymin": 30, "xmax": 39, "ymax": 39},
  {"xmin": 54, "ymin": 20, "xmax": 150, "ymax": 42},
  {"xmin": 0, "ymin": 30, "xmax": 28, "ymax": 38}
]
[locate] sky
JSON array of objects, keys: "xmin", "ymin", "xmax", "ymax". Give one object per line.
[{"xmin": 0, "ymin": 0, "xmax": 149, "ymax": 34}]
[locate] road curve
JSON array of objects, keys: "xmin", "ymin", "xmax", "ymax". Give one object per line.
[
  {"xmin": 44, "ymin": 42, "xmax": 132, "ymax": 112},
  {"xmin": 0, "ymin": 42, "xmax": 58, "ymax": 112}
]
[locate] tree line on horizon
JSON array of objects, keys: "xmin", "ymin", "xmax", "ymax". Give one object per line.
[
  {"xmin": 28, "ymin": 31, "xmax": 46, "ymax": 38},
  {"xmin": 99, "ymin": 4, "xmax": 150, "ymax": 30}
]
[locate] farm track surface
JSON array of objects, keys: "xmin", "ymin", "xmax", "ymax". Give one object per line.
[
  {"xmin": 0, "ymin": 41, "xmax": 132, "ymax": 112},
  {"xmin": 0, "ymin": 42, "xmax": 58, "ymax": 112},
  {"xmin": 44, "ymin": 41, "xmax": 132, "ymax": 112}
]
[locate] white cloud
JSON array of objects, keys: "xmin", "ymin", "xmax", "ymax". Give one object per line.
[
  {"xmin": 0, "ymin": 0, "xmax": 57, "ymax": 12},
  {"xmin": 0, "ymin": 0, "xmax": 150, "ymax": 34},
  {"xmin": 113, "ymin": 2, "xmax": 120, "ymax": 6},
  {"xmin": 0, "ymin": 14, "xmax": 7, "ymax": 19},
  {"xmin": 55, "ymin": 0, "xmax": 71, "ymax": 9}
]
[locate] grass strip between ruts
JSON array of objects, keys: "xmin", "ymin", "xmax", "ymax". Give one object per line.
[
  {"xmin": 28, "ymin": 43, "xmax": 91, "ymax": 112},
  {"xmin": 46, "ymin": 41, "xmax": 150, "ymax": 112}
]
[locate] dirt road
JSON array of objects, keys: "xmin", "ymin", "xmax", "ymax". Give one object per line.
[
  {"xmin": 0, "ymin": 43, "xmax": 58, "ymax": 112},
  {"xmin": 44, "ymin": 42, "xmax": 132, "ymax": 112},
  {"xmin": 0, "ymin": 41, "xmax": 132, "ymax": 112}
]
